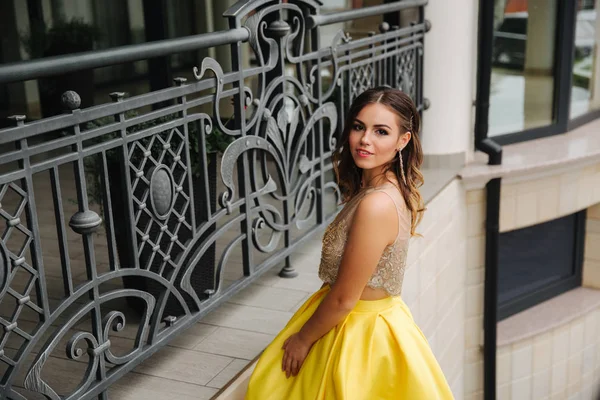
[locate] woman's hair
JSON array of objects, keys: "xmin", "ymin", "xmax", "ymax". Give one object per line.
[{"xmin": 332, "ymin": 86, "xmax": 425, "ymax": 236}]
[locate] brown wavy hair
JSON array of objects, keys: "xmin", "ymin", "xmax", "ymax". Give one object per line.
[{"xmin": 332, "ymin": 87, "xmax": 425, "ymax": 236}]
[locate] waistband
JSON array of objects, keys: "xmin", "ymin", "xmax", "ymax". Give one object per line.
[{"xmin": 318, "ymin": 284, "xmax": 405, "ymax": 312}]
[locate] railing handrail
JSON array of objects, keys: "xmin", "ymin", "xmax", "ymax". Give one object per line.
[
  {"xmin": 0, "ymin": 1, "xmax": 429, "ymax": 86},
  {"xmin": 0, "ymin": 28, "xmax": 249, "ymax": 85},
  {"xmin": 307, "ymin": 0, "xmax": 428, "ymax": 28}
]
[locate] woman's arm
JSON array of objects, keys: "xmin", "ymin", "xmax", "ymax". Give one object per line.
[{"xmin": 282, "ymin": 192, "xmax": 399, "ymax": 377}]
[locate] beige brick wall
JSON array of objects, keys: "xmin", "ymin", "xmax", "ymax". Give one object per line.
[
  {"xmin": 496, "ymin": 309, "xmax": 600, "ymax": 399},
  {"xmin": 500, "ymin": 164, "xmax": 600, "ymax": 233},
  {"xmin": 403, "ymin": 179, "xmax": 468, "ymax": 399},
  {"xmin": 464, "ymin": 187, "xmax": 486, "ymax": 400},
  {"xmin": 464, "ymin": 161, "xmax": 600, "ymax": 400}
]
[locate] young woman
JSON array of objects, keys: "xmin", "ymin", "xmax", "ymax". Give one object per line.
[{"xmin": 245, "ymin": 87, "xmax": 454, "ymax": 399}]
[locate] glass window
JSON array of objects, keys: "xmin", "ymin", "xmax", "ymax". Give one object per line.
[
  {"xmin": 489, "ymin": 0, "xmax": 559, "ymax": 137},
  {"xmin": 570, "ymin": 2, "xmax": 599, "ymax": 119},
  {"xmin": 497, "ymin": 211, "xmax": 585, "ymax": 320}
]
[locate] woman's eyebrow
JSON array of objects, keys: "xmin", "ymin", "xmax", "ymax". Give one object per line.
[{"xmin": 354, "ymin": 118, "xmax": 391, "ymax": 130}]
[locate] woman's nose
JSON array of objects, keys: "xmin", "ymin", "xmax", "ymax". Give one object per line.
[{"xmin": 359, "ymin": 131, "xmax": 372, "ymax": 145}]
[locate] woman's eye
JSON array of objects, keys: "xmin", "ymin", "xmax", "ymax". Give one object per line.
[
  {"xmin": 376, "ymin": 129, "xmax": 388, "ymax": 136},
  {"xmin": 352, "ymin": 124, "xmax": 363, "ymax": 131}
]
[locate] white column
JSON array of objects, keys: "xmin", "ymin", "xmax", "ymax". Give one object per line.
[
  {"xmin": 210, "ymin": 0, "xmax": 249, "ymax": 118},
  {"xmin": 41, "ymin": 0, "xmax": 54, "ymax": 25},
  {"xmin": 195, "ymin": 0, "xmax": 216, "ymax": 60},
  {"xmin": 127, "ymin": 0, "xmax": 145, "ymax": 40},
  {"xmin": 522, "ymin": 0, "xmax": 557, "ymax": 128},
  {"xmin": 126, "ymin": 0, "xmax": 148, "ymax": 76},
  {"xmin": 211, "ymin": 0, "xmax": 237, "ymax": 73},
  {"xmin": 421, "ymin": 0, "xmax": 477, "ymax": 155},
  {"xmin": 524, "ymin": 0, "xmax": 557, "ymax": 75},
  {"xmin": 6, "ymin": 0, "xmax": 42, "ymax": 118},
  {"xmin": 62, "ymin": 0, "xmax": 94, "ymax": 23}
]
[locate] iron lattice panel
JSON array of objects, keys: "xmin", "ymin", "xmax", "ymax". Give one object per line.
[
  {"xmin": 128, "ymin": 127, "xmax": 192, "ymax": 277},
  {"xmin": 0, "ymin": 183, "xmax": 40, "ymax": 372},
  {"xmin": 350, "ymin": 64, "xmax": 375, "ymax": 99},
  {"xmin": 396, "ymin": 48, "xmax": 418, "ymax": 102}
]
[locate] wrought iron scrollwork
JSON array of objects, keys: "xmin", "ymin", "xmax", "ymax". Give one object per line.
[
  {"xmin": 0, "ymin": 0, "xmax": 427, "ymax": 398},
  {"xmin": 23, "ymin": 289, "xmax": 155, "ymax": 399}
]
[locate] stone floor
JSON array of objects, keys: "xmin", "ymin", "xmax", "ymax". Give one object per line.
[{"xmin": 106, "ymin": 241, "xmax": 325, "ymax": 400}]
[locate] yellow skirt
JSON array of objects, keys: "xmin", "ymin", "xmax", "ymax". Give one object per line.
[{"xmin": 245, "ymin": 286, "xmax": 454, "ymax": 400}]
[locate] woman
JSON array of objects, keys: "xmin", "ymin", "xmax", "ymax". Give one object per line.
[{"xmin": 245, "ymin": 87, "xmax": 454, "ymax": 399}]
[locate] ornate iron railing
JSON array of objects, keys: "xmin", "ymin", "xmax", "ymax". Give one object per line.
[{"xmin": 0, "ymin": 0, "xmax": 428, "ymax": 398}]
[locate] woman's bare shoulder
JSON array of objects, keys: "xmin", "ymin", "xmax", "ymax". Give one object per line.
[
  {"xmin": 358, "ymin": 190, "xmax": 397, "ymax": 214},
  {"xmin": 350, "ymin": 191, "xmax": 398, "ymax": 242}
]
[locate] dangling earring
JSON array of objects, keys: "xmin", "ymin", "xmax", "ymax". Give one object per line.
[{"xmin": 398, "ymin": 149, "xmax": 407, "ymax": 186}]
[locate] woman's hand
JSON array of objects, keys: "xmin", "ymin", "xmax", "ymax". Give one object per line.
[{"xmin": 282, "ymin": 333, "xmax": 312, "ymax": 378}]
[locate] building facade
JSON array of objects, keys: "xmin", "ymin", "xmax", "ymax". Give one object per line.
[{"xmin": 1, "ymin": 0, "xmax": 600, "ymax": 399}]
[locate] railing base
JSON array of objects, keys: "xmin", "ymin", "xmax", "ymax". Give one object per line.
[{"xmin": 278, "ymin": 258, "xmax": 298, "ymax": 278}]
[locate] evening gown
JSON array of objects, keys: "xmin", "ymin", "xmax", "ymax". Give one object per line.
[{"xmin": 245, "ymin": 183, "xmax": 454, "ymax": 399}]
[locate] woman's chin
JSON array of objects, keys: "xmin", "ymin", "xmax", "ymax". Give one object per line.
[{"xmin": 353, "ymin": 159, "xmax": 373, "ymax": 170}]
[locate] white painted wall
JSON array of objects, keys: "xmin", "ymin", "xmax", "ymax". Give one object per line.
[
  {"xmin": 404, "ymin": 179, "xmax": 468, "ymax": 399},
  {"xmin": 467, "ymin": 0, "xmax": 481, "ymax": 163},
  {"xmin": 421, "ymin": 0, "xmax": 478, "ymax": 156}
]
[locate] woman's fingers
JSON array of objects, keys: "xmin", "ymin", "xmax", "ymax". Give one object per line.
[
  {"xmin": 282, "ymin": 350, "xmax": 287, "ymax": 372},
  {"xmin": 282, "ymin": 342, "xmax": 305, "ymax": 378},
  {"xmin": 285, "ymin": 354, "xmax": 293, "ymax": 378},
  {"xmin": 283, "ymin": 350, "xmax": 290, "ymax": 377}
]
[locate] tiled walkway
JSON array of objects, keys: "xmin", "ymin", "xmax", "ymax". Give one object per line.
[{"xmin": 108, "ymin": 241, "xmax": 324, "ymax": 400}]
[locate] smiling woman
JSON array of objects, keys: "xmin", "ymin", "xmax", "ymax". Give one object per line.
[
  {"xmin": 350, "ymin": 106, "xmax": 408, "ymax": 175},
  {"xmin": 244, "ymin": 87, "xmax": 453, "ymax": 400},
  {"xmin": 335, "ymin": 88, "xmax": 425, "ymax": 236}
]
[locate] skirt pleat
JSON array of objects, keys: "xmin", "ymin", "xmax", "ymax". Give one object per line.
[{"xmin": 245, "ymin": 286, "xmax": 454, "ymax": 400}]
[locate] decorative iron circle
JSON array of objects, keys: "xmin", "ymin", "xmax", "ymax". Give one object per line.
[
  {"xmin": 149, "ymin": 165, "xmax": 175, "ymax": 220},
  {"xmin": 0, "ymin": 240, "xmax": 8, "ymax": 298}
]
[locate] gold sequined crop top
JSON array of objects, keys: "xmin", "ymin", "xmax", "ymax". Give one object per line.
[{"xmin": 318, "ymin": 183, "xmax": 411, "ymax": 297}]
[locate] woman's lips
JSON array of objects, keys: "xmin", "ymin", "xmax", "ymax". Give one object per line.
[{"xmin": 356, "ymin": 149, "xmax": 372, "ymax": 158}]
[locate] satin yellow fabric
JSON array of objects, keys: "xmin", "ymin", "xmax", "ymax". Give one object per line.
[{"xmin": 245, "ymin": 286, "xmax": 454, "ymax": 400}]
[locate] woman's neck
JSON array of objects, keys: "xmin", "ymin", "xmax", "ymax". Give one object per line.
[{"xmin": 361, "ymin": 169, "xmax": 395, "ymax": 189}]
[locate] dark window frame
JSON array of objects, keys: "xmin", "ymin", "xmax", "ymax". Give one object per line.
[
  {"xmin": 483, "ymin": 0, "xmax": 591, "ymax": 145},
  {"xmin": 497, "ymin": 210, "xmax": 586, "ymax": 321}
]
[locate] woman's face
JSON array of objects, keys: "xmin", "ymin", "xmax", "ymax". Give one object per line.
[{"xmin": 348, "ymin": 103, "xmax": 410, "ymax": 173}]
